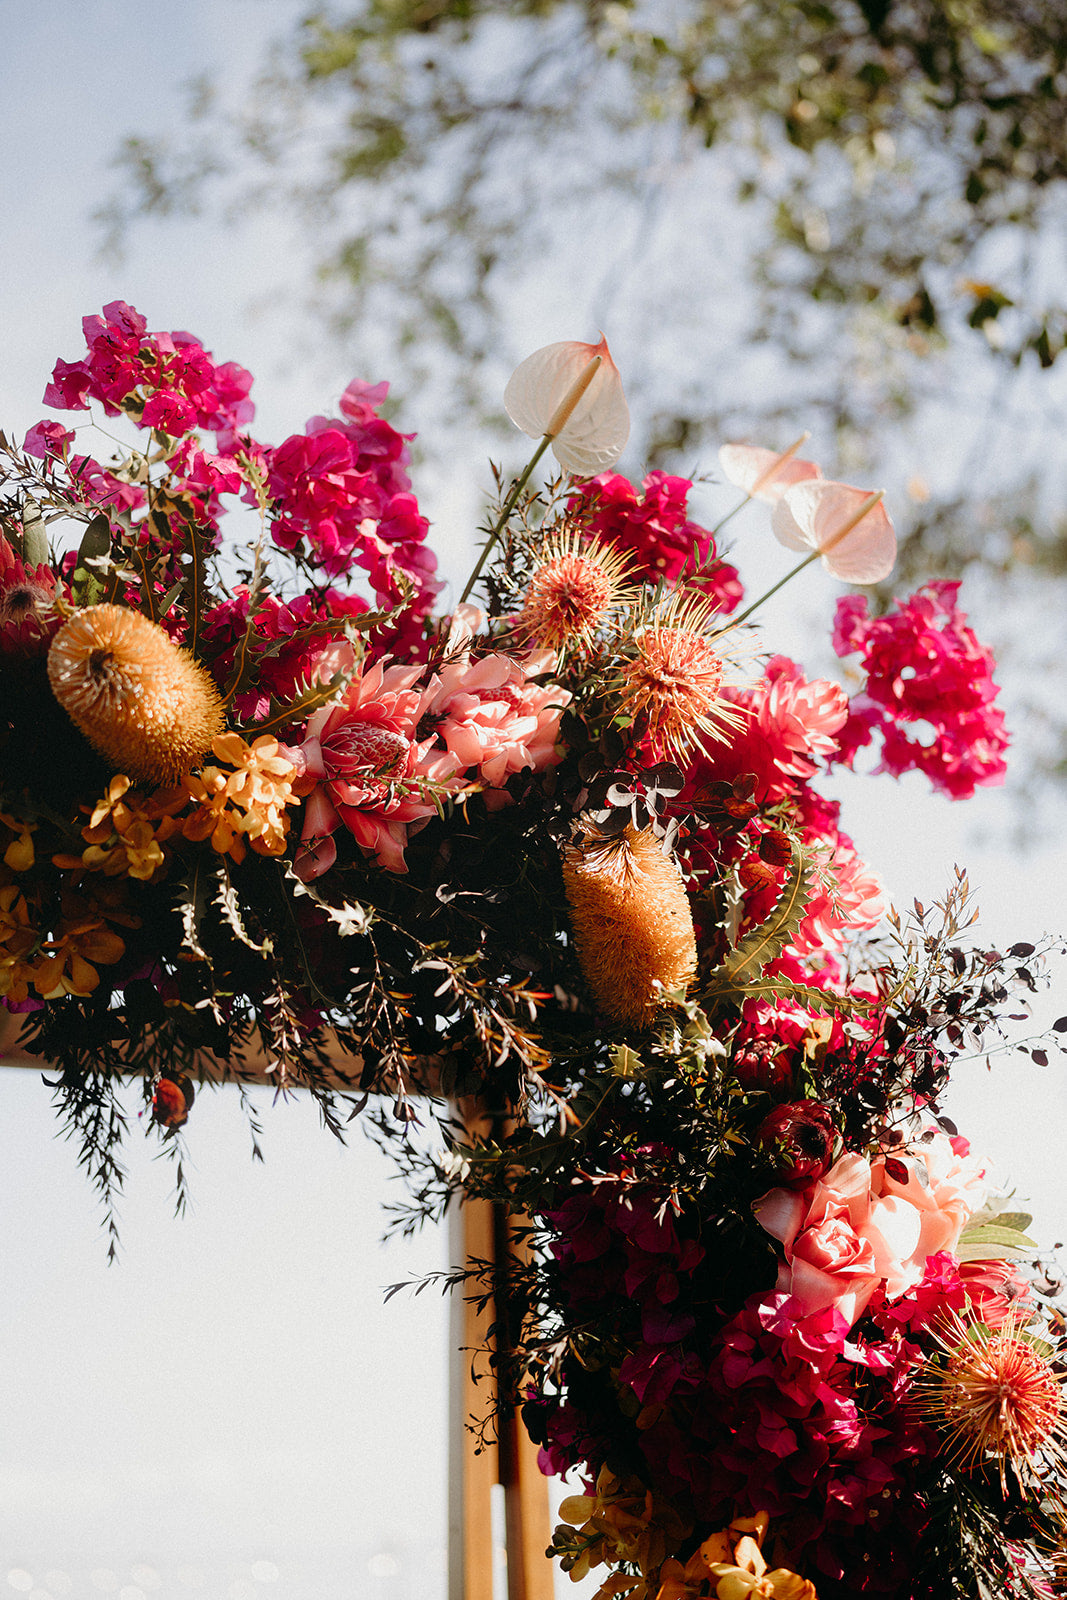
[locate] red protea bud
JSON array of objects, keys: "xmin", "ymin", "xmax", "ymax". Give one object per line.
[
  {"xmin": 757, "ymin": 1101, "xmax": 837, "ymax": 1188},
  {"xmin": 151, "ymin": 1075, "xmax": 194, "ymax": 1129}
]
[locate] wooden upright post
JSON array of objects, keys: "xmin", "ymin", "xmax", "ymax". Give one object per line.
[{"xmin": 448, "ymin": 1195, "xmax": 553, "ymax": 1600}]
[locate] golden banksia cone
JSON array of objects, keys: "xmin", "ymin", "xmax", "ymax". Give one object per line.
[
  {"xmin": 47, "ymin": 604, "xmax": 225, "ymax": 786},
  {"xmin": 561, "ymin": 822, "xmax": 697, "ymax": 1027}
]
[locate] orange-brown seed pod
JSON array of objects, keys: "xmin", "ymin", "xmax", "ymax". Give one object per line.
[
  {"xmin": 561, "ymin": 822, "xmax": 697, "ymax": 1027},
  {"xmin": 47, "ymin": 604, "xmax": 225, "ymax": 786}
]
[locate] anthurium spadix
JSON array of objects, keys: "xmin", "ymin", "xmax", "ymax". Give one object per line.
[
  {"xmin": 503, "ymin": 335, "xmax": 630, "ymax": 475},
  {"xmin": 772, "ymin": 480, "xmax": 897, "ymax": 584},
  {"xmin": 718, "ymin": 436, "xmax": 822, "ymax": 505}
]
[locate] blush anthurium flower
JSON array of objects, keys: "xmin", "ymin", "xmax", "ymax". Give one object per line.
[
  {"xmin": 772, "ymin": 480, "xmax": 896, "ymax": 584},
  {"xmin": 718, "ymin": 434, "xmax": 822, "ymax": 505},
  {"xmin": 503, "ymin": 335, "xmax": 630, "ymax": 476}
]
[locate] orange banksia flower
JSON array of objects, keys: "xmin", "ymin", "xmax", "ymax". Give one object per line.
[
  {"xmin": 47, "ymin": 603, "xmax": 225, "ymax": 785},
  {"xmin": 616, "ymin": 594, "xmax": 744, "ymax": 763},
  {"xmin": 515, "ymin": 531, "xmax": 632, "ymax": 652},
  {"xmin": 562, "ymin": 822, "xmax": 697, "ymax": 1027}
]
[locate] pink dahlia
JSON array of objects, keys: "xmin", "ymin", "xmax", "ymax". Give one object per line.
[{"xmin": 427, "ymin": 647, "xmax": 570, "ymax": 797}]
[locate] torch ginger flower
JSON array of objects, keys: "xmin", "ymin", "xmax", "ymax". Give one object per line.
[{"xmin": 291, "ymin": 659, "xmax": 460, "ymax": 878}]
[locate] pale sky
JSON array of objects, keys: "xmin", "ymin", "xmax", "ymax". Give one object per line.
[{"xmin": 2, "ymin": 7, "xmax": 1066, "ymax": 1600}]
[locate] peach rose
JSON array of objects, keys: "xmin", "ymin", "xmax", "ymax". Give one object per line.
[{"xmin": 754, "ymin": 1137, "xmax": 986, "ymax": 1327}]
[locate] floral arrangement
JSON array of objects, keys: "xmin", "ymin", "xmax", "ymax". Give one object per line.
[{"xmin": 3, "ymin": 303, "xmax": 1067, "ymax": 1596}]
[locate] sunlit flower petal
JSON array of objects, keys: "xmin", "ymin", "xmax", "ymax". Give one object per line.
[
  {"xmin": 718, "ymin": 437, "xmax": 822, "ymax": 505},
  {"xmin": 504, "ymin": 335, "xmax": 630, "ymax": 475},
  {"xmin": 771, "ymin": 480, "xmax": 896, "ymax": 583}
]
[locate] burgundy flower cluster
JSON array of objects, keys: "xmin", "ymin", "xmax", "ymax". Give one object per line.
[{"xmin": 832, "ymin": 583, "xmax": 1009, "ymax": 800}]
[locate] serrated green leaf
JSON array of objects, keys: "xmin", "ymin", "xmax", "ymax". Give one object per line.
[
  {"xmin": 221, "ymin": 540, "xmax": 271, "ymax": 703},
  {"xmin": 179, "ymin": 512, "xmax": 213, "ymax": 660},
  {"xmin": 248, "ymin": 669, "xmax": 353, "ymax": 736},
  {"xmin": 705, "ymin": 975, "xmax": 868, "ymax": 1014},
  {"xmin": 700, "ymin": 843, "xmax": 813, "ymax": 995},
  {"xmin": 213, "ymin": 859, "xmax": 272, "ymax": 954},
  {"xmin": 609, "ymin": 1043, "xmax": 643, "ymax": 1078},
  {"xmin": 177, "ymin": 857, "xmax": 211, "ymax": 960}
]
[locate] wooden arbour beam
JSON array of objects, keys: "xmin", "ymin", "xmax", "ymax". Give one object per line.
[{"xmin": 0, "ymin": 1014, "xmax": 554, "ymax": 1600}]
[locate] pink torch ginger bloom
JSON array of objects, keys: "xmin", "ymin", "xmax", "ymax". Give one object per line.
[
  {"xmin": 772, "ymin": 480, "xmax": 896, "ymax": 583},
  {"xmin": 719, "ymin": 436, "xmax": 823, "ymax": 505},
  {"xmin": 292, "ymin": 659, "xmax": 460, "ymax": 877},
  {"xmin": 957, "ymin": 1258, "xmax": 1036, "ymax": 1330},
  {"xmin": 755, "ymin": 1135, "xmax": 987, "ymax": 1329},
  {"xmin": 503, "ymin": 335, "xmax": 630, "ymax": 475}
]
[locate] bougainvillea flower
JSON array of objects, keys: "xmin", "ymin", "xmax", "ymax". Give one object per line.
[
  {"xmin": 772, "ymin": 480, "xmax": 896, "ymax": 583},
  {"xmin": 718, "ymin": 437, "xmax": 823, "ymax": 506},
  {"xmin": 503, "ymin": 335, "xmax": 630, "ymax": 475}
]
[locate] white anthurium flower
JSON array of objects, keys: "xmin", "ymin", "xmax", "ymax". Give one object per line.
[
  {"xmin": 772, "ymin": 479, "xmax": 897, "ymax": 583},
  {"xmin": 503, "ymin": 335, "xmax": 630, "ymax": 475},
  {"xmin": 718, "ymin": 436, "xmax": 823, "ymax": 505}
]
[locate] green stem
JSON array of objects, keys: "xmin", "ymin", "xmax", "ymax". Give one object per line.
[
  {"xmin": 708, "ymin": 493, "xmax": 752, "ymax": 539},
  {"xmin": 714, "ymin": 549, "xmax": 820, "ymax": 634},
  {"xmin": 459, "ymin": 434, "xmax": 553, "ymax": 606}
]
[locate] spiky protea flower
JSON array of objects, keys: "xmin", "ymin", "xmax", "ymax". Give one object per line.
[
  {"xmin": 515, "ymin": 531, "xmax": 631, "ymax": 652},
  {"xmin": 917, "ymin": 1309, "xmax": 1067, "ymax": 1497},
  {"xmin": 47, "ymin": 604, "xmax": 225, "ymax": 785},
  {"xmin": 616, "ymin": 593, "xmax": 744, "ymax": 762},
  {"xmin": 561, "ymin": 822, "xmax": 697, "ymax": 1027}
]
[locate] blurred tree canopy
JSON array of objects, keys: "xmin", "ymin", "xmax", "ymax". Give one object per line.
[{"xmin": 104, "ymin": 0, "xmax": 1067, "ymax": 785}]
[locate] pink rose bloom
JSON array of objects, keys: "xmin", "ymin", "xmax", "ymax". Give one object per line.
[
  {"xmin": 292, "ymin": 658, "xmax": 459, "ymax": 876},
  {"xmin": 874, "ymin": 1131, "xmax": 988, "ymax": 1267},
  {"xmin": 755, "ymin": 1153, "xmax": 899, "ymax": 1327},
  {"xmin": 755, "ymin": 1137, "xmax": 986, "ymax": 1329},
  {"xmin": 427, "ymin": 648, "xmax": 570, "ymax": 796}
]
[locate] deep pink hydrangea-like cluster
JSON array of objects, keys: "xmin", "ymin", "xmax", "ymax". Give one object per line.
[
  {"xmin": 267, "ymin": 378, "xmax": 441, "ymax": 626},
  {"xmin": 568, "ymin": 469, "xmax": 743, "ymax": 612},
  {"xmin": 833, "ymin": 582, "xmax": 1009, "ymax": 800},
  {"xmin": 42, "ymin": 300, "xmax": 254, "ymax": 440},
  {"xmin": 26, "ymin": 303, "xmax": 441, "ymax": 656}
]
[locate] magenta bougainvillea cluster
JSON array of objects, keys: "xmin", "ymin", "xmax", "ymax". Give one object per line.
[{"xmin": 2, "ymin": 309, "xmax": 1064, "ymax": 1599}]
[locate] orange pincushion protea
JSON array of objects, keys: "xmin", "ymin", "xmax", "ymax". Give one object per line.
[
  {"xmin": 515, "ymin": 530, "xmax": 631, "ymax": 652},
  {"xmin": 561, "ymin": 822, "xmax": 697, "ymax": 1027},
  {"xmin": 617, "ymin": 593, "xmax": 744, "ymax": 763},
  {"xmin": 916, "ymin": 1309, "xmax": 1067, "ymax": 1497},
  {"xmin": 47, "ymin": 604, "xmax": 225, "ymax": 785}
]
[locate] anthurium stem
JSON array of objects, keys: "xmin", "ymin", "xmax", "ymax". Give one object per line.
[
  {"xmin": 715, "ymin": 550, "xmax": 820, "ymax": 634},
  {"xmin": 459, "ymin": 433, "xmax": 552, "ymax": 604}
]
